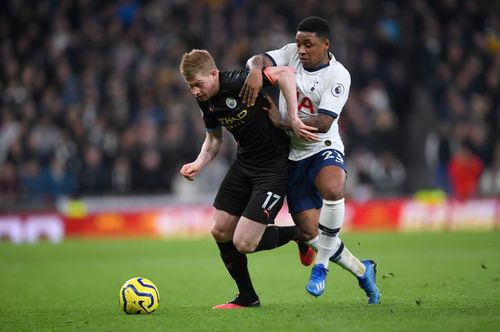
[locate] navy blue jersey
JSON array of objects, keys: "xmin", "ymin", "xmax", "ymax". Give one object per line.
[{"xmin": 197, "ymin": 70, "xmax": 289, "ymax": 165}]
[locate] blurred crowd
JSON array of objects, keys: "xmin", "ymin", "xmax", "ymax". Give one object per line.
[{"xmin": 0, "ymin": 0, "xmax": 498, "ymax": 210}]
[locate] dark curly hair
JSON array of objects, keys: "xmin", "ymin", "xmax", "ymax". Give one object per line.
[{"xmin": 297, "ymin": 16, "xmax": 330, "ymax": 40}]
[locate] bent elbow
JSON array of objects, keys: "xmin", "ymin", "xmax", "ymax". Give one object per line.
[{"xmin": 282, "ymin": 66, "xmax": 295, "ymax": 77}]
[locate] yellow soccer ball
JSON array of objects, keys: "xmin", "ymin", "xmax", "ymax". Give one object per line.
[{"xmin": 119, "ymin": 277, "xmax": 160, "ymax": 314}]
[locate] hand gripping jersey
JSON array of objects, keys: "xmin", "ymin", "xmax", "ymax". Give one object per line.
[
  {"xmin": 266, "ymin": 43, "xmax": 351, "ymax": 161},
  {"xmin": 197, "ymin": 70, "xmax": 290, "ymax": 166}
]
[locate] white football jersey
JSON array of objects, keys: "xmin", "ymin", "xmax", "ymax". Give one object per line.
[{"xmin": 266, "ymin": 43, "xmax": 351, "ymax": 160}]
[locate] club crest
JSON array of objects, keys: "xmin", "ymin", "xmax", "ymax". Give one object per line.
[{"xmin": 225, "ymin": 97, "xmax": 237, "ymax": 109}]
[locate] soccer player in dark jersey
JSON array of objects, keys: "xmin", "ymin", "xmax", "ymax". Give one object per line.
[{"xmin": 179, "ymin": 49, "xmax": 317, "ymax": 309}]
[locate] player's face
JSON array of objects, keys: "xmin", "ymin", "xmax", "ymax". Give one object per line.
[
  {"xmin": 295, "ymin": 31, "xmax": 330, "ymax": 69},
  {"xmin": 186, "ymin": 70, "xmax": 219, "ymax": 101}
]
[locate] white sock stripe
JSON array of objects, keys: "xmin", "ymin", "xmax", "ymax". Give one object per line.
[
  {"xmin": 318, "ymin": 224, "xmax": 341, "ymax": 236},
  {"xmin": 323, "ymin": 198, "xmax": 345, "ymax": 205},
  {"xmin": 329, "ymin": 240, "xmax": 345, "ymax": 262}
]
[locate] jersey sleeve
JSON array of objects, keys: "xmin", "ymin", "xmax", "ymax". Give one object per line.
[
  {"xmin": 197, "ymin": 101, "xmax": 221, "ymax": 131},
  {"xmin": 265, "ymin": 43, "xmax": 296, "ymax": 67},
  {"xmin": 317, "ymin": 64, "xmax": 351, "ymax": 119},
  {"xmin": 223, "ymin": 69, "xmax": 272, "ymax": 90},
  {"xmin": 203, "ymin": 112, "xmax": 221, "ymax": 131}
]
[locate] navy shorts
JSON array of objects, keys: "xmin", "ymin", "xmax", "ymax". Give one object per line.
[{"xmin": 287, "ymin": 149, "xmax": 346, "ymax": 213}]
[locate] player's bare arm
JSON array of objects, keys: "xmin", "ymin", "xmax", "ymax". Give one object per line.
[
  {"xmin": 180, "ymin": 128, "xmax": 223, "ymax": 181},
  {"xmin": 263, "ymin": 95, "xmax": 322, "ymax": 138},
  {"xmin": 262, "ymin": 95, "xmax": 287, "ymax": 129},
  {"xmin": 240, "ymin": 54, "xmax": 274, "ymax": 106},
  {"xmin": 263, "ymin": 66, "xmax": 319, "ymax": 141},
  {"xmin": 262, "ymin": 94, "xmax": 321, "ymax": 131},
  {"xmin": 301, "ymin": 113, "xmax": 335, "ymax": 133}
]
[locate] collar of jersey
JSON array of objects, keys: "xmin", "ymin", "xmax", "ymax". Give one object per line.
[
  {"xmin": 303, "ymin": 53, "xmax": 334, "ymax": 72},
  {"xmin": 304, "ymin": 62, "xmax": 330, "ymax": 72}
]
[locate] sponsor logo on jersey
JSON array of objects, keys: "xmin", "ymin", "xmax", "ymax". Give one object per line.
[
  {"xmin": 217, "ymin": 109, "xmax": 248, "ymax": 129},
  {"xmin": 331, "ymin": 83, "xmax": 345, "ymax": 97},
  {"xmin": 297, "ymin": 92, "xmax": 315, "ymax": 114},
  {"xmin": 225, "ymin": 97, "xmax": 237, "ymax": 109}
]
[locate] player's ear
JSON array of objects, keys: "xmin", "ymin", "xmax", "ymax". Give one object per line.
[
  {"xmin": 324, "ymin": 38, "xmax": 330, "ymax": 50},
  {"xmin": 210, "ymin": 69, "xmax": 218, "ymax": 79}
]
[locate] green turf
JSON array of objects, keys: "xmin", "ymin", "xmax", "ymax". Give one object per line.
[{"xmin": 1, "ymin": 232, "xmax": 500, "ymax": 331}]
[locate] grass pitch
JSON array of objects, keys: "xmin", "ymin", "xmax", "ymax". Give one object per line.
[{"xmin": 1, "ymin": 232, "xmax": 499, "ymax": 331}]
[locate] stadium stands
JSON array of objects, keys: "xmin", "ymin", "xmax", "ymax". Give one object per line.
[{"xmin": 0, "ymin": 0, "xmax": 498, "ymax": 212}]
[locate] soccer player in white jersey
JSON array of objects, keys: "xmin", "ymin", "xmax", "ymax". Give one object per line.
[{"xmin": 240, "ymin": 16, "xmax": 380, "ymax": 304}]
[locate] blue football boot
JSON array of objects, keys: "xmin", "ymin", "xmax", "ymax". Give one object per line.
[
  {"xmin": 306, "ymin": 263, "xmax": 328, "ymax": 297},
  {"xmin": 357, "ymin": 260, "xmax": 381, "ymax": 304}
]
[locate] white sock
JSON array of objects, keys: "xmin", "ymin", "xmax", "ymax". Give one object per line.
[
  {"xmin": 331, "ymin": 246, "xmax": 366, "ymax": 277},
  {"xmin": 315, "ymin": 198, "xmax": 345, "ymax": 268},
  {"xmin": 306, "ymin": 235, "xmax": 319, "ymax": 252}
]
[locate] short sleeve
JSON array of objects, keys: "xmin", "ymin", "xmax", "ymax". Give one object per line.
[
  {"xmin": 317, "ymin": 64, "xmax": 351, "ymax": 118},
  {"xmin": 197, "ymin": 102, "xmax": 221, "ymax": 130},
  {"xmin": 265, "ymin": 43, "xmax": 296, "ymax": 67}
]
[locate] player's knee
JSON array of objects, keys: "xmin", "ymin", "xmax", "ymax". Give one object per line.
[
  {"xmin": 322, "ymin": 187, "xmax": 344, "ymax": 201},
  {"xmin": 210, "ymin": 226, "xmax": 232, "ymax": 242},
  {"xmin": 299, "ymin": 228, "xmax": 318, "ymax": 242},
  {"xmin": 293, "ymin": 214, "xmax": 319, "ymax": 241},
  {"xmin": 233, "ymin": 238, "xmax": 258, "ymax": 254}
]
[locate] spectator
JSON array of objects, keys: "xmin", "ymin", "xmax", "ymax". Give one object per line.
[
  {"xmin": 0, "ymin": 162, "xmax": 18, "ymax": 206},
  {"xmin": 479, "ymin": 141, "xmax": 500, "ymax": 197},
  {"xmin": 133, "ymin": 148, "xmax": 166, "ymax": 193},
  {"xmin": 110, "ymin": 155, "xmax": 132, "ymax": 194},
  {"xmin": 78, "ymin": 145, "xmax": 109, "ymax": 195},
  {"xmin": 47, "ymin": 156, "xmax": 77, "ymax": 199},
  {"xmin": 448, "ymin": 141, "xmax": 484, "ymax": 200},
  {"xmin": 369, "ymin": 151, "xmax": 407, "ymax": 196},
  {"xmin": 19, "ymin": 159, "xmax": 49, "ymax": 201}
]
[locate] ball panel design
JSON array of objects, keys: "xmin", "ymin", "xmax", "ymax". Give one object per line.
[{"xmin": 119, "ymin": 277, "xmax": 159, "ymax": 314}]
